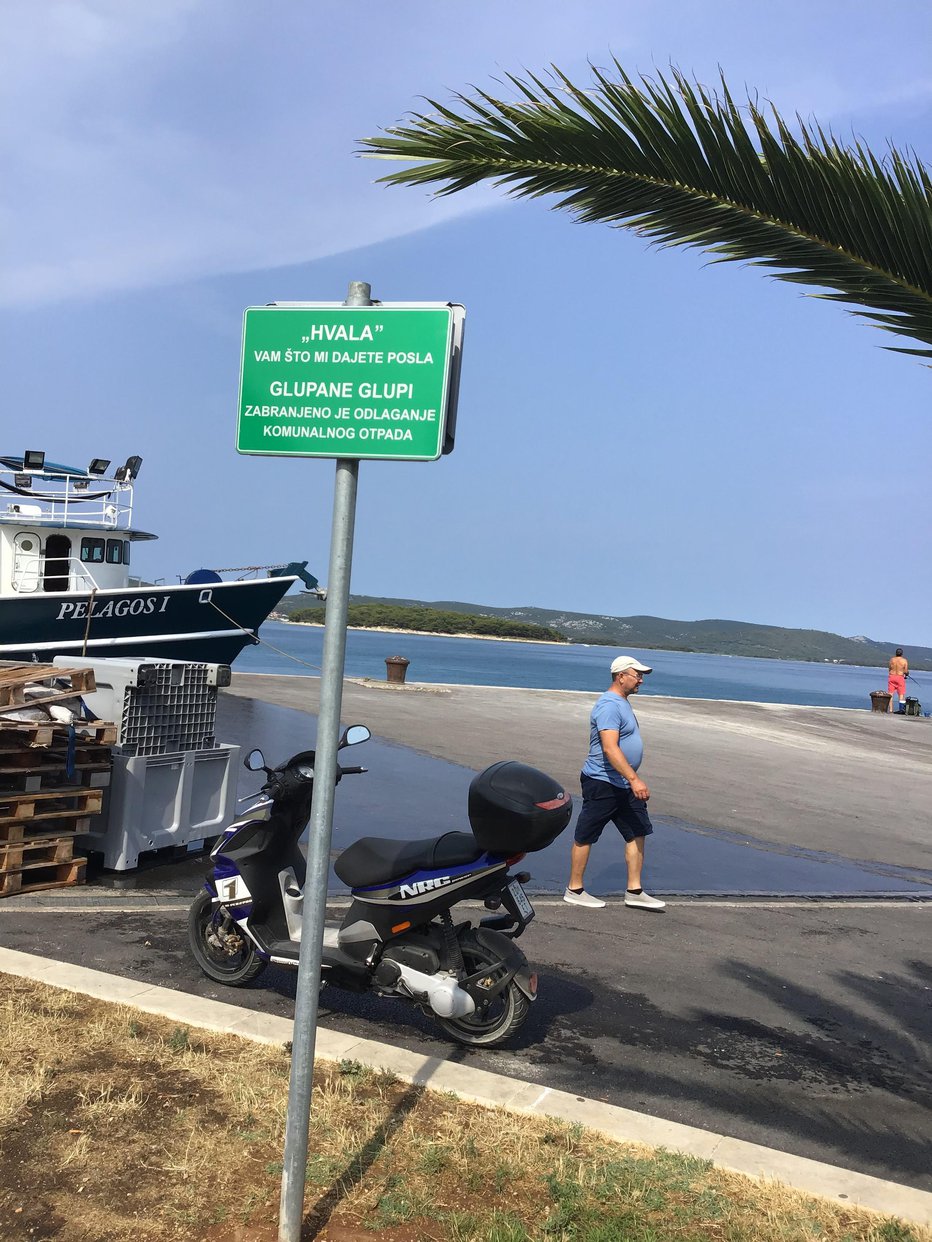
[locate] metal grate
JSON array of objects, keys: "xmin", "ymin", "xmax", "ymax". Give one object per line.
[
  {"xmin": 118, "ymin": 663, "xmax": 217, "ymax": 756},
  {"xmin": 52, "ymin": 655, "xmax": 225, "ymax": 757}
]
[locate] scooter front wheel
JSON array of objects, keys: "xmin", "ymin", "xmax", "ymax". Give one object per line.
[
  {"xmin": 433, "ymin": 937, "xmax": 530, "ymax": 1048},
  {"xmin": 188, "ymin": 890, "xmax": 266, "ymax": 986}
]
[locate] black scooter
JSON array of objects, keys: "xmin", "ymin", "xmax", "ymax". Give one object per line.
[{"xmin": 187, "ymin": 725, "xmax": 572, "ymax": 1047}]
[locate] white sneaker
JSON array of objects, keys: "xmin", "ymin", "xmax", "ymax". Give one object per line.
[
  {"xmin": 563, "ymin": 887, "xmax": 606, "ymax": 908},
  {"xmin": 624, "ymin": 890, "xmax": 666, "ymax": 911}
]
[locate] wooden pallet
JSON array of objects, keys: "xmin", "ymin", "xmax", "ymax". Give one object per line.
[
  {"xmin": 0, "ymin": 816, "xmax": 92, "ymax": 844},
  {"xmin": 74, "ymin": 722, "xmax": 117, "ymax": 746},
  {"xmin": 0, "ymin": 721, "xmax": 56, "ymax": 748},
  {"xmin": 0, "ymin": 739, "xmax": 112, "ymax": 768},
  {"xmin": 0, "ymin": 787, "xmax": 104, "ymax": 824},
  {"xmin": 0, "ymin": 770, "xmax": 111, "ymax": 799},
  {"xmin": 0, "ymin": 745, "xmax": 111, "ymax": 784},
  {"xmin": 0, "ymin": 856, "xmax": 86, "ymax": 898},
  {"xmin": 0, "ymin": 663, "xmax": 97, "ymax": 711},
  {"xmin": 0, "ymin": 834, "xmax": 74, "ymax": 871},
  {"xmin": 65, "ymin": 722, "xmax": 116, "ymax": 746},
  {"xmin": 0, "ymin": 680, "xmax": 109, "ymax": 898},
  {"xmin": 0, "ymin": 763, "xmax": 112, "ymax": 792},
  {"xmin": 0, "ymin": 720, "xmax": 117, "ymax": 748},
  {"xmin": 0, "ymin": 751, "xmax": 108, "ymax": 772}
]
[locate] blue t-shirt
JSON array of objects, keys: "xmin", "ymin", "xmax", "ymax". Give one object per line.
[{"xmin": 581, "ymin": 691, "xmax": 643, "ymax": 788}]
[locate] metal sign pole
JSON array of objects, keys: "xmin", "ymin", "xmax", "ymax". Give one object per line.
[{"xmin": 277, "ymin": 282, "xmax": 369, "ymax": 1242}]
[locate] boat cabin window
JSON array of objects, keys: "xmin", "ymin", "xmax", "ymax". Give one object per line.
[
  {"xmin": 106, "ymin": 538, "xmax": 123, "ymax": 564},
  {"xmin": 123, "ymin": 540, "xmax": 131, "ymax": 566},
  {"xmin": 81, "ymin": 537, "xmax": 105, "ymax": 563}
]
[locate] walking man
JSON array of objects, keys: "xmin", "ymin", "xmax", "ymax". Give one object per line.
[
  {"xmin": 888, "ymin": 648, "xmax": 909, "ymax": 713},
  {"xmin": 564, "ymin": 654, "xmax": 665, "ymax": 911}
]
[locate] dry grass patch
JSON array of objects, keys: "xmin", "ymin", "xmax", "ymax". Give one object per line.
[{"xmin": 1, "ymin": 973, "xmax": 928, "ymax": 1242}]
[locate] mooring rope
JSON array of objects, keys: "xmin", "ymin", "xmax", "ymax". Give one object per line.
[{"xmin": 207, "ymin": 597, "xmax": 322, "ymax": 673}]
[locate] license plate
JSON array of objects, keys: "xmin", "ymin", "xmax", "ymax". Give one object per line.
[{"xmin": 507, "ymin": 879, "xmax": 535, "ymax": 922}]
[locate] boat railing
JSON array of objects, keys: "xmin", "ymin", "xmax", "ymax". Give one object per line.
[
  {"xmin": 0, "ymin": 469, "xmax": 135, "ymax": 530},
  {"xmin": 9, "ymin": 554, "xmax": 105, "ymax": 594}
]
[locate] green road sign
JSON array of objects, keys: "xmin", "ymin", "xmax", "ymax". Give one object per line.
[{"xmin": 236, "ymin": 302, "xmax": 465, "ymax": 461}]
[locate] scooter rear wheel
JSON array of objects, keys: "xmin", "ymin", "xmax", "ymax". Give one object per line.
[
  {"xmin": 188, "ymin": 890, "xmax": 266, "ymax": 986},
  {"xmin": 433, "ymin": 937, "xmax": 530, "ymax": 1048}
]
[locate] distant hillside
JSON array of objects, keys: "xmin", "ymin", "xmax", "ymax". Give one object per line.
[
  {"xmin": 275, "ymin": 594, "xmax": 932, "ymax": 670},
  {"xmin": 288, "ymin": 603, "xmax": 567, "ymax": 643}
]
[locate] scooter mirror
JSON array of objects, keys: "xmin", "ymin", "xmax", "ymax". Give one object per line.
[
  {"xmin": 244, "ymin": 748, "xmax": 266, "ymax": 771},
  {"xmin": 341, "ymin": 725, "xmax": 370, "ymax": 748}
]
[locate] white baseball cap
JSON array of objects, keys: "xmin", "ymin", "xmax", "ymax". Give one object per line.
[{"xmin": 610, "ymin": 655, "xmax": 653, "ymax": 675}]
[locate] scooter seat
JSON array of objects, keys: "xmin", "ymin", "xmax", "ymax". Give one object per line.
[{"xmin": 334, "ymin": 831, "xmax": 484, "ymax": 888}]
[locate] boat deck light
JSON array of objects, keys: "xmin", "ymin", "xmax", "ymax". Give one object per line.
[
  {"xmin": 23, "ymin": 450, "xmax": 45, "ymax": 471},
  {"xmin": 114, "ymin": 454, "xmax": 142, "ymax": 482},
  {"xmin": 88, "ymin": 458, "xmax": 111, "ymax": 476},
  {"xmin": 13, "ymin": 474, "xmax": 32, "ymax": 488}
]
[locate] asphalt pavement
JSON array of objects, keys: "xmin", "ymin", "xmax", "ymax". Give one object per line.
[
  {"xmin": 2, "ymin": 890, "xmax": 929, "ymax": 1190},
  {"xmin": 1, "ymin": 676, "xmax": 929, "ymax": 1199}
]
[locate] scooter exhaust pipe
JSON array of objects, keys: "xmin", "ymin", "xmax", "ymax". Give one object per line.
[{"xmin": 391, "ymin": 962, "xmax": 477, "ymax": 1019}]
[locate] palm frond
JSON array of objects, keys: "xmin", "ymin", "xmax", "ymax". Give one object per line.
[{"xmin": 359, "ymin": 63, "xmax": 932, "ymax": 358}]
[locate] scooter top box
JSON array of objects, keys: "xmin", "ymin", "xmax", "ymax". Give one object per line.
[{"xmin": 468, "ymin": 761, "xmax": 572, "ymax": 854}]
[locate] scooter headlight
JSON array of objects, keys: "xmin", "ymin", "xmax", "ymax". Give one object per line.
[{"xmin": 295, "ymin": 762, "xmax": 315, "ymax": 781}]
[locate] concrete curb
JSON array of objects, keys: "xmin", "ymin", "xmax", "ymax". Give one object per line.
[
  {"xmin": 1, "ymin": 946, "xmax": 930, "ymax": 1228},
  {"xmin": 1, "ymin": 896, "xmax": 929, "ymax": 912}
]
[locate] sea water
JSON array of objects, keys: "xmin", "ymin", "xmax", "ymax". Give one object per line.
[{"xmin": 236, "ymin": 621, "xmax": 900, "ymax": 710}]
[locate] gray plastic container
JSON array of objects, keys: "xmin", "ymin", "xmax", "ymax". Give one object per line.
[
  {"xmin": 79, "ymin": 743, "xmax": 240, "ymax": 870},
  {"xmin": 53, "ymin": 655, "xmax": 229, "ymax": 755}
]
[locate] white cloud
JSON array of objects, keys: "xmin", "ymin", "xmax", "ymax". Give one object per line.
[
  {"xmin": 3, "ymin": 1, "xmax": 930, "ymax": 308},
  {"xmin": 1, "ymin": 2, "xmax": 541, "ymax": 305}
]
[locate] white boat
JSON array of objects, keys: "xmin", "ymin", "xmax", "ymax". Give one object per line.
[{"xmin": 0, "ymin": 451, "xmax": 320, "ymax": 665}]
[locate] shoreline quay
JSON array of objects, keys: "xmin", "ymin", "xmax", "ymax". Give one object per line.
[
  {"xmin": 247, "ymin": 669, "xmax": 871, "ymax": 712},
  {"xmin": 228, "ymin": 673, "xmax": 932, "ymax": 872},
  {"xmin": 279, "ymin": 620, "xmax": 568, "ymax": 646}
]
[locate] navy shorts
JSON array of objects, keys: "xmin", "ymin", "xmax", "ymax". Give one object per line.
[{"xmin": 574, "ymin": 773, "xmax": 653, "ymax": 845}]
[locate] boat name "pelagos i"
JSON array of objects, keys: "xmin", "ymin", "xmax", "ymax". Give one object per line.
[{"xmin": 56, "ymin": 596, "xmax": 171, "ymax": 621}]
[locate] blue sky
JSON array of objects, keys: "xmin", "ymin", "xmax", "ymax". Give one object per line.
[{"xmin": 4, "ymin": 2, "xmax": 931, "ymax": 645}]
